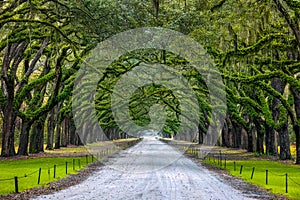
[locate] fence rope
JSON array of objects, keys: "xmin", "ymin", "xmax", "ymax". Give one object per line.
[
  {"xmin": 0, "ymin": 177, "xmax": 15, "ymax": 182},
  {"xmin": 0, "ymin": 168, "xmax": 40, "ymax": 182},
  {"xmin": 26, "ymin": 169, "xmax": 40, "ymax": 177},
  {"xmin": 268, "ymin": 171, "xmax": 286, "ymax": 176},
  {"xmin": 288, "ymin": 176, "xmax": 300, "ymax": 186}
]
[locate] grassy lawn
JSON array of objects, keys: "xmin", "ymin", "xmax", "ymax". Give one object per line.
[
  {"xmin": 204, "ymin": 158, "xmax": 300, "ymax": 200},
  {"xmin": 0, "ymin": 156, "xmax": 93, "ymax": 195},
  {"xmin": 0, "ymin": 138, "xmax": 141, "ymax": 196}
]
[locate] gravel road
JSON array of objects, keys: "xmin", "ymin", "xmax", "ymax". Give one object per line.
[{"xmin": 34, "ymin": 136, "xmax": 260, "ymax": 200}]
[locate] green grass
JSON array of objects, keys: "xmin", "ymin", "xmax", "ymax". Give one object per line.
[
  {"xmin": 204, "ymin": 158, "xmax": 300, "ymax": 200},
  {"xmin": 0, "ymin": 138, "xmax": 141, "ymax": 196},
  {"xmin": 44, "ymin": 146, "xmax": 88, "ymax": 154},
  {"xmin": 0, "ymin": 156, "xmax": 94, "ymax": 195}
]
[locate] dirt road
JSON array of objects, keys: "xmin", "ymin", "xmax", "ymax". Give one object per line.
[{"xmin": 34, "ymin": 136, "xmax": 262, "ymax": 200}]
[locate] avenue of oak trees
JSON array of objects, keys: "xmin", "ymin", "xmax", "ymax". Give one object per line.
[{"xmin": 1, "ymin": 0, "xmax": 300, "ymax": 164}]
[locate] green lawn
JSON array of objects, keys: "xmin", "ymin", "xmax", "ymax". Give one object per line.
[
  {"xmin": 204, "ymin": 158, "xmax": 300, "ymax": 200},
  {"xmin": 0, "ymin": 156, "xmax": 94, "ymax": 195}
]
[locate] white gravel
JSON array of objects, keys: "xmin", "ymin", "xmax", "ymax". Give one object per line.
[{"xmin": 34, "ymin": 136, "xmax": 256, "ymax": 200}]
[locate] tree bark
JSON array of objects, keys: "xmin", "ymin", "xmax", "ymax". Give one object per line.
[
  {"xmin": 265, "ymin": 124, "xmax": 277, "ymax": 155},
  {"xmin": 54, "ymin": 102, "xmax": 62, "ymax": 149},
  {"xmin": 17, "ymin": 120, "xmax": 31, "ymax": 155},
  {"xmin": 271, "ymin": 77, "xmax": 289, "ymax": 158},
  {"xmin": 199, "ymin": 129, "xmax": 204, "ymax": 144},
  {"xmin": 1, "ymin": 104, "xmax": 17, "ymax": 156},
  {"xmin": 29, "ymin": 119, "xmax": 45, "ymax": 153},
  {"xmin": 254, "ymin": 118, "xmax": 264, "ymax": 154},
  {"xmin": 278, "ymin": 121, "xmax": 291, "ymax": 160},
  {"xmin": 273, "ymin": 0, "xmax": 300, "ymax": 49},
  {"xmin": 54, "ymin": 122, "xmax": 61, "ymax": 149},
  {"xmin": 295, "ymin": 125, "xmax": 300, "ymax": 164},
  {"xmin": 61, "ymin": 118, "xmax": 68, "ymax": 147},
  {"xmin": 291, "ymin": 85, "xmax": 300, "ymax": 163},
  {"xmin": 1, "ymin": 43, "xmax": 19, "ymax": 157},
  {"xmin": 46, "ymin": 108, "xmax": 55, "ymax": 150},
  {"xmin": 69, "ymin": 118, "xmax": 76, "ymax": 145},
  {"xmin": 232, "ymin": 121, "xmax": 242, "ymax": 148},
  {"xmin": 221, "ymin": 115, "xmax": 232, "ymax": 147},
  {"xmin": 152, "ymin": 0, "xmax": 159, "ymax": 18},
  {"xmin": 247, "ymin": 126, "xmax": 254, "ymax": 152}
]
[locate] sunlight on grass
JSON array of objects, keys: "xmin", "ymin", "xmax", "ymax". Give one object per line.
[
  {"xmin": 204, "ymin": 159, "xmax": 300, "ymax": 200},
  {"xmin": 0, "ymin": 138, "xmax": 141, "ymax": 195},
  {"xmin": 45, "ymin": 146, "xmax": 88, "ymax": 154},
  {"xmin": 0, "ymin": 157, "xmax": 93, "ymax": 195}
]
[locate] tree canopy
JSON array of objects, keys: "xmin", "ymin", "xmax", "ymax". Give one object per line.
[{"xmin": 1, "ymin": 0, "xmax": 300, "ymax": 164}]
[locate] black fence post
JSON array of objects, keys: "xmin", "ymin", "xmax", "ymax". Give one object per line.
[
  {"xmin": 286, "ymin": 173, "xmax": 288, "ymax": 193},
  {"xmin": 86, "ymin": 155, "xmax": 88, "ymax": 165},
  {"xmin": 266, "ymin": 170, "xmax": 268, "ymax": 185},
  {"xmin": 73, "ymin": 159, "xmax": 75, "ymax": 170},
  {"xmin": 251, "ymin": 167, "xmax": 255, "ymax": 179},
  {"xmin": 66, "ymin": 162, "xmax": 68, "ymax": 174},
  {"xmin": 38, "ymin": 168, "xmax": 42, "ymax": 184},
  {"xmin": 14, "ymin": 176, "xmax": 18, "ymax": 193},
  {"xmin": 240, "ymin": 165, "xmax": 243, "ymax": 174},
  {"xmin": 54, "ymin": 165, "xmax": 56, "ymax": 178},
  {"xmin": 234, "ymin": 161, "xmax": 236, "ymax": 171},
  {"xmin": 78, "ymin": 159, "xmax": 81, "ymax": 169}
]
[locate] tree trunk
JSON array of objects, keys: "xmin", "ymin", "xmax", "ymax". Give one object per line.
[
  {"xmin": 61, "ymin": 118, "xmax": 68, "ymax": 147},
  {"xmin": 54, "ymin": 122, "xmax": 61, "ymax": 149},
  {"xmin": 247, "ymin": 126, "xmax": 254, "ymax": 152},
  {"xmin": 269, "ymin": 77, "xmax": 287, "ymax": 157},
  {"xmin": 46, "ymin": 108, "xmax": 55, "ymax": 150},
  {"xmin": 37, "ymin": 121, "xmax": 45, "ymax": 152},
  {"xmin": 69, "ymin": 118, "xmax": 76, "ymax": 145},
  {"xmin": 1, "ymin": 42, "xmax": 26, "ymax": 157},
  {"xmin": 278, "ymin": 121, "xmax": 291, "ymax": 160},
  {"xmin": 54, "ymin": 102, "xmax": 62, "ymax": 149},
  {"xmin": 17, "ymin": 120, "xmax": 31, "ymax": 155},
  {"xmin": 232, "ymin": 121, "xmax": 242, "ymax": 148},
  {"xmin": 295, "ymin": 125, "xmax": 300, "ymax": 164},
  {"xmin": 291, "ymin": 84, "xmax": 300, "ymax": 163},
  {"xmin": 152, "ymin": 0, "xmax": 159, "ymax": 18},
  {"xmin": 265, "ymin": 124, "xmax": 277, "ymax": 155},
  {"xmin": 221, "ymin": 116, "xmax": 231, "ymax": 147},
  {"xmin": 1, "ymin": 105, "xmax": 16, "ymax": 157},
  {"xmin": 29, "ymin": 119, "xmax": 44, "ymax": 153},
  {"xmin": 199, "ymin": 129, "xmax": 204, "ymax": 144},
  {"xmin": 254, "ymin": 118, "xmax": 264, "ymax": 154}
]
